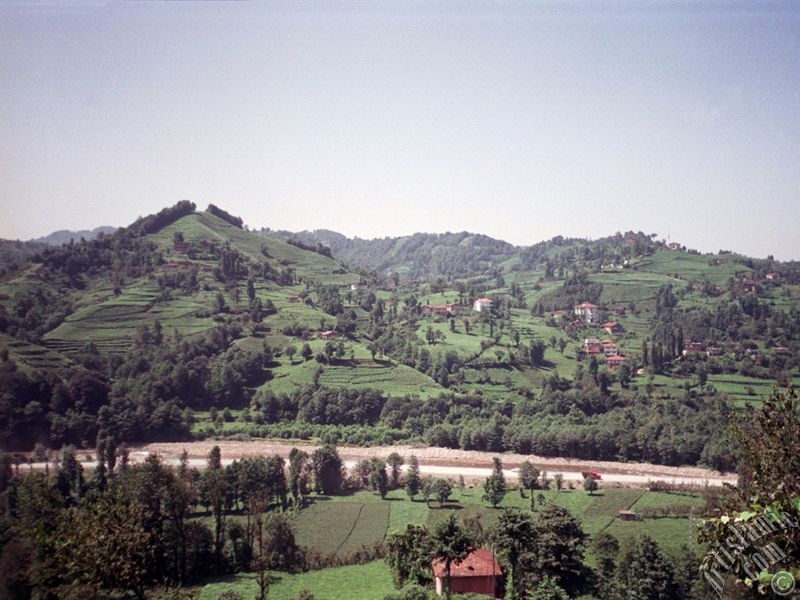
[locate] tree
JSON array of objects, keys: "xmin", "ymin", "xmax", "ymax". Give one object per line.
[
  {"xmin": 370, "ymin": 459, "xmax": 389, "ymax": 499},
  {"xmin": 530, "ymin": 577, "xmax": 570, "ymax": 600},
  {"xmin": 519, "ymin": 461, "xmax": 538, "ymax": 494},
  {"xmin": 387, "ymin": 452, "xmax": 405, "ymax": 489},
  {"xmin": 558, "ymin": 338, "xmax": 567, "ymax": 354},
  {"xmin": 286, "ymin": 344, "xmax": 297, "ymax": 364},
  {"xmin": 583, "ymin": 475, "xmax": 598, "ymax": 495},
  {"xmin": 311, "ymin": 444, "xmax": 343, "ymax": 495},
  {"xmin": 614, "ymin": 535, "xmax": 680, "ymax": 600},
  {"xmin": 300, "ymin": 343, "xmax": 313, "ymax": 361},
  {"xmin": 432, "ymin": 514, "xmax": 471, "ymax": 599},
  {"xmin": 49, "ymin": 489, "xmax": 153, "ymax": 599},
  {"xmin": 405, "ymin": 455, "xmax": 421, "ymax": 501},
  {"xmin": 432, "ymin": 478, "xmax": 452, "ymax": 507},
  {"xmin": 698, "ymin": 387, "xmax": 800, "ymax": 596},
  {"xmin": 529, "ymin": 505, "xmax": 588, "ymax": 594},
  {"xmin": 492, "ymin": 508, "xmax": 537, "ymax": 599},
  {"xmin": 203, "ymin": 445, "xmax": 228, "ymax": 574},
  {"xmin": 385, "ymin": 524, "xmax": 435, "ymax": 588},
  {"xmin": 288, "ymin": 448, "xmax": 310, "ymax": 509},
  {"xmin": 483, "ymin": 457, "xmax": 506, "ymax": 508}
]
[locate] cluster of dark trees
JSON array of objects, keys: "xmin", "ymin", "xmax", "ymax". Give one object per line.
[
  {"xmin": 0, "ymin": 321, "xmax": 273, "ymax": 450},
  {"xmin": 0, "ymin": 443, "xmax": 368, "ymax": 599},
  {"xmin": 243, "ymin": 378, "xmax": 736, "ymax": 469}
]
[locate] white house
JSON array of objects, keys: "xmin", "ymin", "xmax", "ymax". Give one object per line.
[
  {"xmin": 473, "ymin": 298, "xmax": 493, "ymax": 312},
  {"xmin": 574, "ymin": 302, "xmax": 599, "ymax": 324}
]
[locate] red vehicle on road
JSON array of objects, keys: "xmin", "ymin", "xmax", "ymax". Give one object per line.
[{"xmin": 581, "ymin": 471, "xmax": 602, "ymax": 480}]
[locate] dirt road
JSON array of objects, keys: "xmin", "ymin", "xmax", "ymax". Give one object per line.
[{"xmin": 123, "ymin": 440, "xmax": 737, "ymax": 488}]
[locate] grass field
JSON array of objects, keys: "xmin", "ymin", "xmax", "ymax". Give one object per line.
[{"xmin": 198, "ymin": 560, "xmax": 394, "ymax": 600}]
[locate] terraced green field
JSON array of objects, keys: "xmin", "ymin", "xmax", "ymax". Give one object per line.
[
  {"xmin": 42, "ymin": 284, "xmax": 216, "ymax": 353},
  {"xmin": 633, "ymin": 250, "xmax": 748, "ymax": 285}
]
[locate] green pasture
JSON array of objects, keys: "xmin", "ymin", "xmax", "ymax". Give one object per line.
[{"xmin": 198, "ymin": 560, "xmax": 394, "ymax": 600}]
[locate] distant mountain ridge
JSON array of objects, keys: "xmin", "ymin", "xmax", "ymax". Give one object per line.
[{"xmin": 30, "ymin": 226, "xmax": 118, "ymax": 246}]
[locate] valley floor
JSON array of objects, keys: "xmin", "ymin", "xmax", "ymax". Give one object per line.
[{"xmin": 129, "ymin": 440, "xmax": 737, "ymax": 487}]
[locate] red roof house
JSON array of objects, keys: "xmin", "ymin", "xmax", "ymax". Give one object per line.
[
  {"xmin": 584, "ymin": 338, "xmax": 602, "ymax": 354},
  {"xmin": 602, "ymin": 321, "xmax": 623, "ymax": 335},
  {"xmin": 318, "ymin": 330, "xmax": 337, "ymax": 340},
  {"xmin": 433, "ymin": 548, "xmax": 502, "ymax": 597},
  {"xmin": 606, "ymin": 355, "xmax": 626, "ymax": 368}
]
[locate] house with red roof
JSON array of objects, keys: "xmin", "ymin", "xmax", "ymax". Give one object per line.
[
  {"xmin": 433, "ymin": 547, "xmax": 502, "ymax": 597},
  {"xmin": 606, "ymin": 355, "xmax": 626, "ymax": 368},
  {"xmin": 602, "ymin": 321, "xmax": 623, "ymax": 335},
  {"xmin": 473, "ymin": 298, "xmax": 494, "ymax": 312},
  {"xmin": 318, "ymin": 330, "xmax": 337, "ymax": 340}
]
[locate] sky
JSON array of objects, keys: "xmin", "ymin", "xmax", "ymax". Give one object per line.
[{"xmin": 1, "ymin": 1, "xmax": 799, "ymax": 259}]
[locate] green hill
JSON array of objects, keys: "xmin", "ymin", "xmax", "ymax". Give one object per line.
[{"xmin": 1, "ymin": 204, "xmax": 798, "ymax": 469}]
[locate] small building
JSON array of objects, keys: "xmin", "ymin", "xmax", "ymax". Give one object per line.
[
  {"xmin": 774, "ymin": 346, "xmax": 791, "ymax": 355},
  {"xmin": 609, "ymin": 306, "xmax": 626, "ymax": 316},
  {"xmin": 318, "ymin": 330, "xmax": 337, "ymax": 340},
  {"xmin": 618, "ymin": 510, "xmax": 637, "ymax": 521},
  {"xmin": 433, "ymin": 548, "xmax": 502, "ymax": 598},
  {"xmin": 668, "ymin": 242, "xmax": 682, "ymax": 251},
  {"xmin": 606, "ymin": 355, "xmax": 626, "ymax": 368},
  {"xmin": 584, "ymin": 338, "xmax": 602, "ymax": 354},
  {"xmin": 683, "ymin": 341, "xmax": 705, "ymax": 355},
  {"xmin": 287, "ymin": 296, "xmax": 299, "ymax": 303},
  {"xmin": 706, "ymin": 346, "xmax": 723, "ymax": 357},
  {"xmin": 350, "ymin": 283, "xmax": 362, "ymax": 291},
  {"xmin": 742, "ymin": 280, "xmax": 760, "ymax": 293},
  {"xmin": 602, "ymin": 340, "xmax": 618, "ymax": 357},
  {"xmin": 602, "ymin": 321, "xmax": 623, "ymax": 335},
  {"xmin": 552, "ymin": 309, "xmax": 568, "ymax": 319},
  {"xmin": 422, "ymin": 304, "xmax": 457, "ymax": 317},
  {"xmin": 473, "ymin": 298, "xmax": 494, "ymax": 312},
  {"xmin": 574, "ymin": 302, "xmax": 599, "ymax": 324},
  {"xmin": 766, "ymin": 272, "xmax": 781, "ymax": 281}
]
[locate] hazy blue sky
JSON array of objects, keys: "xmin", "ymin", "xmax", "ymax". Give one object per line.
[{"xmin": 1, "ymin": 1, "xmax": 799, "ymax": 258}]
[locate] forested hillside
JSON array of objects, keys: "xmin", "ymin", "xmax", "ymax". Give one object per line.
[
  {"xmin": 260, "ymin": 228, "xmax": 518, "ymax": 279},
  {"xmin": 0, "ymin": 204, "xmax": 798, "ymax": 477}
]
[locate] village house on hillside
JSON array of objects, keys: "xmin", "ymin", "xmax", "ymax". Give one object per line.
[
  {"xmin": 606, "ymin": 354, "xmax": 626, "ymax": 368},
  {"xmin": 766, "ymin": 271, "xmax": 781, "ymax": 281},
  {"xmin": 318, "ymin": 330, "xmax": 337, "ymax": 340},
  {"xmin": 433, "ymin": 548, "xmax": 502, "ymax": 597},
  {"xmin": 422, "ymin": 303, "xmax": 458, "ymax": 317},
  {"xmin": 602, "ymin": 321, "xmax": 623, "ymax": 335},
  {"xmin": 584, "ymin": 338, "xmax": 602, "ymax": 354},
  {"xmin": 602, "ymin": 339, "xmax": 618, "ymax": 357},
  {"xmin": 473, "ymin": 298, "xmax": 493, "ymax": 312},
  {"xmin": 683, "ymin": 341, "xmax": 705, "ymax": 355},
  {"xmin": 574, "ymin": 302, "xmax": 599, "ymax": 324}
]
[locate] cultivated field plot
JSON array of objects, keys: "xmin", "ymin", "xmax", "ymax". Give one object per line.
[
  {"xmin": 634, "ymin": 251, "xmax": 747, "ymax": 285},
  {"xmin": 198, "ymin": 560, "xmax": 394, "ymax": 600},
  {"xmin": 291, "ymin": 500, "xmax": 389, "ymax": 559},
  {"xmin": 0, "ymin": 334, "xmax": 72, "ymax": 371},
  {"xmin": 42, "ymin": 284, "xmax": 215, "ymax": 353},
  {"xmin": 589, "ymin": 271, "xmax": 679, "ymax": 306},
  {"xmin": 262, "ymin": 343, "xmax": 444, "ymax": 398}
]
